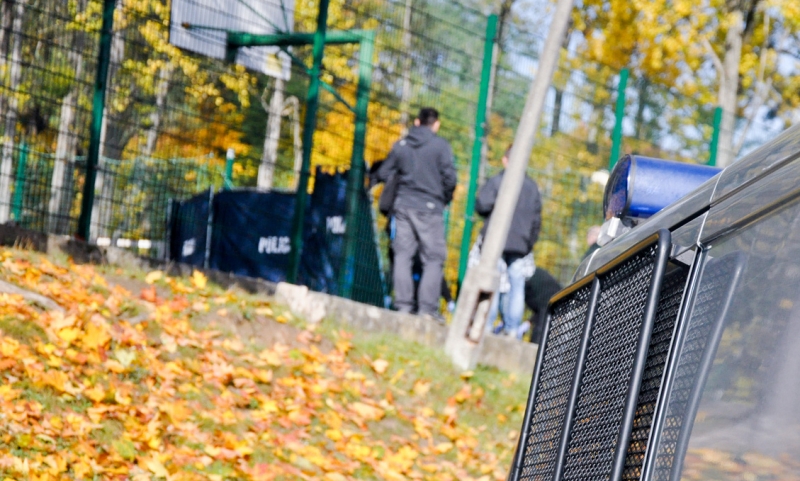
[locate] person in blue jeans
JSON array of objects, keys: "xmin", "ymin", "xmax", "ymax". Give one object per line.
[
  {"xmin": 473, "ymin": 145, "xmax": 542, "ymax": 338},
  {"xmin": 487, "ymin": 252, "xmax": 534, "ymax": 337}
]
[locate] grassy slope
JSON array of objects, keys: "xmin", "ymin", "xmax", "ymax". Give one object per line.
[{"xmin": 0, "ymin": 248, "xmax": 528, "ymax": 480}]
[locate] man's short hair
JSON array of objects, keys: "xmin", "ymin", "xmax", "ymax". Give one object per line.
[
  {"xmin": 417, "ymin": 107, "xmax": 439, "ymax": 126},
  {"xmin": 504, "ymin": 144, "xmax": 513, "ymax": 158}
]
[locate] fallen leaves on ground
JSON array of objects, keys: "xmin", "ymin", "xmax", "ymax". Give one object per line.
[
  {"xmin": 682, "ymin": 448, "xmax": 800, "ymax": 480},
  {"xmin": 0, "ymin": 251, "xmax": 519, "ymax": 480}
]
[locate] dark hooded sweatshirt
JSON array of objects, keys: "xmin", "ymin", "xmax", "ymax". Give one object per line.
[
  {"xmin": 475, "ymin": 170, "xmax": 542, "ymax": 259},
  {"xmin": 376, "ymin": 126, "xmax": 457, "ymax": 213}
]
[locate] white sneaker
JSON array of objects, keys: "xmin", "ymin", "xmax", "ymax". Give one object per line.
[{"xmin": 516, "ymin": 321, "xmax": 531, "ymax": 340}]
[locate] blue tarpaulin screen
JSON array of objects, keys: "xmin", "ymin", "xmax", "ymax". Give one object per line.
[
  {"xmin": 209, "ymin": 190, "xmax": 296, "ymax": 283},
  {"xmin": 167, "ymin": 170, "xmax": 386, "ymax": 307},
  {"xmin": 168, "ymin": 189, "xmax": 211, "ymax": 267}
]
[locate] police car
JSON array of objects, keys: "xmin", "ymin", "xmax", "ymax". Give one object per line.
[{"xmin": 508, "ymin": 125, "xmax": 800, "ymax": 480}]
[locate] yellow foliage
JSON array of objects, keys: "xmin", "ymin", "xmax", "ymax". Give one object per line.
[{"xmin": 575, "ymin": 0, "xmax": 800, "ymax": 123}]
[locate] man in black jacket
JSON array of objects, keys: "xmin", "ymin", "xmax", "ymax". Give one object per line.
[
  {"xmin": 376, "ymin": 108, "xmax": 457, "ymax": 318},
  {"xmin": 474, "ymin": 145, "xmax": 542, "ymax": 337}
]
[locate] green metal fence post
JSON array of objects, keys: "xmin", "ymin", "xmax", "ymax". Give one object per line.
[
  {"xmin": 443, "ymin": 206, "xmax": 450, "ymax": 239},
  {"xmin": 77, "ymin": 0, "xmax": 115, "ymax": 241},
  {"xmin": 339, "ymin": 30, "xmax": 375, "ymax": 299},
  {"xmin": 609, "ymin": 68, "xmax": 629, "ymax": 169},
  {"xmin": 224, "ymin": 148, "xmax": 234, "ymax": 189},
  {"xmin": 11, "ymin": 141, "xmax": 27, "ymax": 221},
  {"xmin": 287, "ymin": 0, "xmax": 330, "ymax": 284},
  {"xmin": 457, "ymin": 14, "xmax": 497, "ymax": 285},
  {"xmin": 708, "ymin": 106, "xmax": 722, "ymax": 167}
]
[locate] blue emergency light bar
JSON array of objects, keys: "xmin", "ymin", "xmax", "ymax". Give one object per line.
[{"xmin": 604, "ymin": 155, "xmax": 722, "ymax": 220}]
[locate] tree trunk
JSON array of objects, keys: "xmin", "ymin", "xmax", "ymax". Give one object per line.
[
  {"xmin": 588, "ymin": 76, "xmax": 615, "ymax": 155},
  {"xmin": 99, "ymin": 4, "xmax": 125, "ymax": 160},
  {"xmin": 285, "ymin": 96, "xmax": 302, "ymax": 187},
  {"xmin": 0, "ymin": 0, "xmax": 13, "ymax": 128},
  {"xmin": 398, "ymin": 0, "xmax": 413, "ymax": 133},
  {"xmin": 550, "ymin": 88, "xmax": 564, "ymax": 137},
  {"xmin": 144, "ymin": 62, "xmax": 173, "ymax": 157},
  {"xmin": 257, "ymin": 76, "xmax": 284, "ymax": 190},
  {"xmin": 50, "ymin": 57, "xmax": 85, "ymax": 235},
  {"xmin": 89, "ymin": 2, "xmax": 126, "ymax": 240},
  {"xmin": 48, "ymin": 90, "xmax": 81, "ymax": 233},
  {"xmin": 48, "ymin": 0, "xmax": 86, "ymax": 233},
  {"xmin": 634, "ymin": 78, "xmax": 649, "ymax": 139},
  {"xmin": 549, "ymin": 24, "xmax": 572, "ymax": 139},
  {"xmin": 715, "ymin": 10, "xmax": 744, "ymax": 169},
  {"xmin": 0, "ymin": 0, "xmax": 25, "ymax": 224}
]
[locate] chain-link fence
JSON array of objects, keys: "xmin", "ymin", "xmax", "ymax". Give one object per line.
[{"xmin": 1, "ymin": 0, "xmax": 786, "ymax": 311}]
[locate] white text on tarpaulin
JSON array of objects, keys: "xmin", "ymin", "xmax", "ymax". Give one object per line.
[
  {"xmin": 182, "ymin": 238, "xmax": 196, "ymax": 257},
  {"xmin": 258, "ymin": 236, "xmax": 291, "ymax": 254},
  {"xmin": 326, "ymin": 216, "xmax": 346, "ymax": 234}
]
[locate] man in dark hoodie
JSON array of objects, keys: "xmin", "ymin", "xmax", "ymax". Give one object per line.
[
  {"xmin": 474, "ymin": 145, "xmax": 542, "ymax": 337},
  {"xmin": 376, "ymin": 108, "xmax": 457, "ymax": 318}
]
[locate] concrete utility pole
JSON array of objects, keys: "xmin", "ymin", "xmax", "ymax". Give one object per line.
[{"xmin": 445, "ymin": 0, "xmax": 575, "ymax": 371}]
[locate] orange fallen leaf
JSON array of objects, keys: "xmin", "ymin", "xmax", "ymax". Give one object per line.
[
  {"xmin": 140, "ymin": 286, "xmax": 157, "ymax": 303},
  {"xmin": 254, "ymin": 369, "xmax": 273, "ymax": 384},
  {"xmin": 39, "ymin": 370, "xmax": 69, "ymax": 393},
  {"xmin": 350, "ymin": 402, "xmax": 385, "ymax": 421},
  {"xmin": 435, "ymin": 442, "xmax": 454, "ymax": 454},
  {"xmin": 144, "ymin": 457, "xmax": 169, "ymax": 478},
  {"xmin": 57, "ymin": 327, "xmax": 81, "ymax": 345},
  {"xmin": 412, "ymin": 380, "xmax": 431, "ymax": 397},
  {"xmin": 83, "ymin": 320, "xmax": 110, "ymax": 350},
  {"xmin": 84, "ymin": 385, "xmax": 105, "ymax": 403},
  {"xmin": 371, "ymin": 359, "xmax": 389, "ymax": 375},
  {"xmin": 191, "ymin": 270, "xmax": 208, "ymax": 289},
  {"xmin": 145, "ymin": 271, "xmax": 163, "ymax": 284}
]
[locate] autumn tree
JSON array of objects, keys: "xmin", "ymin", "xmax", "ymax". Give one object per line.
[{"xmin": 575, "ymin": 0, "xmax": 800, "ymax": 167}]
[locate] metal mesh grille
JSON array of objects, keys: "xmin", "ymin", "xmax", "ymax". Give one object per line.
[
  {"xmin": 517, "ymin": 284, "xmax": 592, "ymax": 481},
  {"xmin": 622, "ymin": 267, "xmax": 689, "ymax": 480},
  {"xmin": 562, "ymin": 245, "xmax": 657, "ymax": 481},
  {"xmin": 652, "ymin": 257, "xmax": 739, "ymax": 481}
]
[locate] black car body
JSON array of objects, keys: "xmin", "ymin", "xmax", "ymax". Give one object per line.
[{"xmin": 508, "ymin": 125, "xmax": 800, "ymax": 480}]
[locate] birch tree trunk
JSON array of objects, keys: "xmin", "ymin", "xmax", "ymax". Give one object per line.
[
  {"xmin": 48, "ymin": 0, "xmax": 86, "ymax": 233},
  {"xmin": 715, "ymin": 10, "xmax": 744, "ymax": 169},
  {"xmin": 284, "ymin": 96, "xmax": 302, "ymax": 186},
  {"xmin": 48, "ymin": 62, "xmax": 83, "ymax": 234},
  {"xmin": 144, "ymin": 62, "xmax": 173, "ymax": 157},
  {"xmin": 257, "ymin": 76, "xmax": 284, "ymax": 190},
  {"xmin": 0, "ymin": 0, "xmax": 25, "ymax": 224},
  {"xmin": 88, "ymin": 156, "xmax": 113, "ymax": 241}
]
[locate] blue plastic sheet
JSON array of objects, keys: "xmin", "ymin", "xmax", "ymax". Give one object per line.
[{"xmin": 167, "ymin": 169, "xmax": 386, "ymax": 307}]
